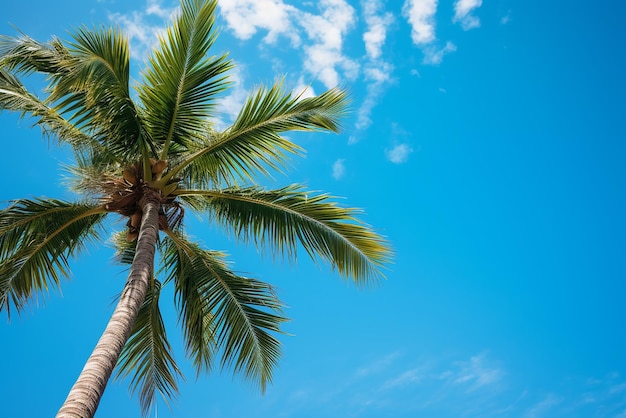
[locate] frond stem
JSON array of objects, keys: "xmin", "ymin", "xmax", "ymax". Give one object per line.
[{"xmin": 159, "ymin": 110, "xmax": 306, "ymax": 185}]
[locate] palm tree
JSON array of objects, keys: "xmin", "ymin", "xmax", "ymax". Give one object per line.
[{"xmin": 0, "ymin": 0, "xmax": 391, "ymax": 417}]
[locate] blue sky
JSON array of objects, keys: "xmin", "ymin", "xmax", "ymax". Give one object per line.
[{"xmin": 1, "ymin": 0, "xmax": 626, "ymax": 417}]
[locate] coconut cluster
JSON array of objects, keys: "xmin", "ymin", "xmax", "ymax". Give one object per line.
[{"xmin": 104, "ymin": 159, "xmax": 177, "ymax": 241}]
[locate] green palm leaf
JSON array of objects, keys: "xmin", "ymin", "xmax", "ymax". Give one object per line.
[
  {"xmin": 163, "ymin": 232, "xmax": 286, "ymax": 390},
  {"xmin": 0, "ymin": 32, "xmax": 69, "ymax": 75},
  {"xmin": 0, "ymin": 69, "xmax": 95, "ymax": 147},
  {"xmin": 111, "ymin": 231, "xmax": 138, "ymax": 265},
  {"xmin": 177, "ymin": 185, "xmax": 391, "ymax": 285},
  {"xmin": 0, "ymin": 199, "xmax": 107, "ymax": 316},
  {"xmin": 51, "ymin": 26, "xmax": 146, "ymax": 160},
  {"xmin": 164, "ymin": 84, "xmax": 348, "ymax": 187},
  {"xmin": 138, "ymin": 0, "xmax": 231, "ymax": 157},
  {"xmin": 115, "ymin": 278, "xmax": 183, "ymax": 417}
]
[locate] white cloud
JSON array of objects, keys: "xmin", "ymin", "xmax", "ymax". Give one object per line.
[
  {"xmin": 218, "ymin": 0, "xmax": 300, "ymax": 45},
  {"xmin": 402, "ymin": 0, "xmax": 438, "ymax": 45},
  {"xmin": 221, "ymin": 0, "xmax": 359, "ymax": 88},
  {"xmin": 363, "ymin": 62, "xmax": 393, "ymax": 84},
  {"xmin": 300, "ymin": 0, "xmax": 358, "ymax": 88},
  {"xmin": 355, "ymin": 83, "xmax": 384, "ymax": 130},
  {"xmin": 109, "ymin": 0, "xmax": 177, "ymax": 59},
  {"xmin": 362, "ymin": 0, "xmax": 394, "ymax": 60},
  {"xmin": 524, "ymin": 394, "xmax": 562, "ymax": 418},
  {"xmin": 382, "ymin": 367, "xmax": 424, "ymax": 390},
  {"xmin": 402, "ymin": 0, "xmax": 458, "ymax": 66},
  {"xmin": 453, "ymin": 0, "xmax": 482, "ymax": 30},
  {"xmin": 453, "ymin": 353, "xmax": 503, "ymax": 389},
  {"xmin": 332, "ymin": 158, "xmax": 346, "ymax": 180},
  {"xmin": 385, "ymin": 143, "xmax": 413, "ymax": 164},
  {"xmin": 146, "ymin": 0, "xmax": 175, "ymax": 19},
  {"xmin": 355, "ymin": 61, "xmax": 394, "ymax": 131},
  {"xmin": 302, "ymin": 46, "xmax": 343, "ymax": 87},
  {"xmin": 355, "ymin": 351, "xmax": 402, "ymax": 377},
  {"xmin": 351, "ymin": 0, "xmax": 395, "ymax": 134},
  {"xmin": 422, "ymin": 41, "xmax": 457, "ymax": 65},
  {"xmin": 214, "ymin": 64, "xmax": 248, "ymax": 129}
]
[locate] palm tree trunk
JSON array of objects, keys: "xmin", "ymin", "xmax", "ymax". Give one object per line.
[{"xmin": 57, "ymin": 192, "xmax": 161, "ymax": 418}]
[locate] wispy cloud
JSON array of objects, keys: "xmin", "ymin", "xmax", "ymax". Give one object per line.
[
  {"xmin": 453, "ymin": 0, "xmax": 482, "ymax": 30},
  {"xmin": 524, "ymin": 394, "xmax": 562, "ymax": 418},
  {"xmin": 108, "ymin": 0, "xmax": 177, "ymax": 59},
  {"xmin": 385, "ymin": 143, "xmax": 413, "ymax": 164},
  {"xmin": 220, "ymin": 0, "xmax": 358, "ymax": 89},
  {"xmin": 382, "ymin": 367, "xmax": 424, "ymax": 390},
  {"xmin": 402, "ymin": 0, "xmax": 438, "ymax": 45},
  {"xmin": 214, "ymin": 64, "xmax": 248, "ymax": 129},
  {"xmin": 299, "ymin": 0, "xmax": 359, "ymax": 88},
  {"xmin": 356, "ymin": 351, "xmax": 402, "ymax": 377},
  {"xmin": 145, "ymin": 0, "xmax": 175, "ymax": 19},
  {"xmin": 355, "ymin": 60, "xmax": 394, "ymax": 132},
  {"xmin": 218, "ymin": 0, "xmax": 300, "ymax": 45},
  {"xmin": 362, "ymin": 0, "xmax": 394, "ymax": 60},
  {"xmin": 451, "ymin": 353, "xmax": 503, "ymax": 390},
  {"xmin": 354, "ymin": 0, "xmax": 395, "ymax": 133},
  {"xmin": 402, "ymin": 0, "xmax": 459, "ymax": 65},
  {"xmin": 332, "ymin": 159, "xmax": 346, "ymax": 180},
  {"xmin": 422, "ymin": 41, "xmax": 457, "ymax": 65},
  {"xmin": 259, "ymin": 351, "xmax": 626, "ymax": 417}
]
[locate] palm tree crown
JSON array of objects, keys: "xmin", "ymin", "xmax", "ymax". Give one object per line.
[{"xmin": 0, "ymin": 0, "xmax": 391, "ymax": 416}]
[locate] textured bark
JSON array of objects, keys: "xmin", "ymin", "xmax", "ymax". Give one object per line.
[{"xmin": 57, "ymin": 192, "xmax": 161, "ymax": 418}]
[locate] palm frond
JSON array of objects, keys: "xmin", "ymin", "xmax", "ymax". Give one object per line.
[
  {"xmin": 111, "ymin": 231, "xmax": 137, "ymax": 265},
  {"xmin": 115, "ymin": 278, "xmax": 183, "ymax": 417},
  {"xmin": 165, "ymin": 84, "xmax": 348, "ymax": 187},
  {"xmin": 161, "ymin": 233, "xmax": 216, "ymax": 374},
  {"xmin": 163, "ymin": 232, "xmax": 286, "ymax": 390},
  {"xmin": 0, "ymin": 199, "xmax": 107, "ymax": 317},
  {"xmin": 50, "ymin": 26, "xmax": 147, "ymax": 160},
  {"xmin": 177, "ymin": 185, "xmax": 391, "ymax": 285},
  {"xmin": 63, "ymin": 146, "xmax": 141, "ymax": 202},
  {"xmin": 0, "ymin": 33, "xmax": 69, "ymax": 75},
  {"xmin": 138, "ymin": 0, "xmax": 232, "ymax": 157},
  {"xmin": 0, "ymin": 69, "xmax": 95, "ymax": 147}
]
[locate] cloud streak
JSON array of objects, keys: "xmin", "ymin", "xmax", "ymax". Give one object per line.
[
  {"xmin": 402, "ymin": 0, "xmax": 459, "ymax": 65},
  {"xmin": 453, "ymin": 0, "xmax": 483, "ymax": 30},
  {"xmin": 452, "ymin": 353, "xmax": 503, "ymax": 390},
  {"xmin": 299, "ymin": 0, "xmax": 359, "ymax": 88},
  {"xmin": 422, "ymin": 41, "xmax": 457, "ymax": 65},
  {"xmin": 353, "ymin": 0, "xmax": 395, "ymax": 133},
  {"xmin": 332, "ymin": 159, "xmax": 346, "ymax": 180},
  {"xmin": 382, "ymin": 367, "xmax": 424, "ymax": 390},
  {"xmin": 402, "ymin": 0, "xmax": 438, "ymax": 45},
  {"xmin": 362, "ymin": 0, "xmax": 394, "ymax": 60},
  {"xmin": 218, "ymin": 0, "xmax": 299, "ymax": 44},
  {"xmin": 108, "ymin": 1, "xmax": 177, "ymax": 59},
  {"xmin": 386, "ymin": 143, "xmax": 413, "ymax": 164}
]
